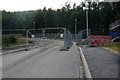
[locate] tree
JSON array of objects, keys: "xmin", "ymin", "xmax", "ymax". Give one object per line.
[
  {"xmin": 34, "ymin": 9, "xmax": 45, "ymax": 29},
  {"xmin": 2, "ymin": 2, "xmax": 120, "ymax": 35}
]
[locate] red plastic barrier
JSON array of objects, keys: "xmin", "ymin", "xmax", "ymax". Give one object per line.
[{"xmin": 89, "ymin": 35, "xmax": 112, "ymax": 46}]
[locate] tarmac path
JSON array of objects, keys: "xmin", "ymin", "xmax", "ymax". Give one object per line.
[{"xmin": 81, "ymin": 46, "xmax": 119, "ymax": 78}]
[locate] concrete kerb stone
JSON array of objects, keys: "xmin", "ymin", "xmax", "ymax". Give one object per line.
[
  {"xmin": 2, "ymin": 48, "xmax": 25, "ymax": 55},
  {"xmin": 2, "ymin": 45, "xmax": 45, "ymax": 56},
  {"xmin": 78, "ymin": 47, "xmax": 92, "ymax": 79}
]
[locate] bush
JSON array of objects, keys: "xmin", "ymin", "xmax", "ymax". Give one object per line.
[{"xmin": 2, "ymin": 36, "xmax": 17, "ymax": 44}]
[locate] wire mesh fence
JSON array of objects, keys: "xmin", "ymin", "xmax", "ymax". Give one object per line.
[
  {"xmin": 76, "ymin": 31, "xmax": 82, "ymax": 46},
  {"xmin": 43, "ymin": 28, "xmax": 64, "ymax": 39},
  {"xmin": 27, "ymin": 28, "xmax": 64, "ymax": 50},
  {"xmin": 2, "ymin": 28, "xmax": 66, "ymax": 54},
  {"xmin": 76, "ymin": 29, "xmax": 90, "ymax": 46},
  {"xmin": 76, "ymin": 29, "xmax": 115, "ymax": 47},
  {"xmin": 2, "ymin": 27, "xmax": 75, "ymax": 53},
  {"xmin": 60, "ymin": 28, "xmax": 72, "ymax": 51},
  {"xmin": 64, "ymin": 29, "xmax": 72, "ymax": 49}
]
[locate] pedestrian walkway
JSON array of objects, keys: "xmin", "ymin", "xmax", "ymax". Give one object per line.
[{"xmin": 81, "ymin": 46, "xmax": 119, "ymax": 78}]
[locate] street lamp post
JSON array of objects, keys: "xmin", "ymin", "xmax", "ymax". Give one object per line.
[
  {"xmin": 85, "ymin": 2, "xmax": 89, "ymax": 40},
  {"xmin": 33, "ymin": 22, "xmax": 35, "ymax": 34},
  {"xmin": 75, "ymin": 19, "xmax": 77, "ymax": 42},
  {"xmin": 84, "ymin": 0, "xmax": 96, "ymax": 39}
]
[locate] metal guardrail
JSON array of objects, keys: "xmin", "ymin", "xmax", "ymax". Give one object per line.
[
  {"xmin": 109, "ymin": 19, "xmax": 120, "ymax": 30},
  {"xmin": 109, "ymin": 20, "xmax": 120, "ymax": 41}
]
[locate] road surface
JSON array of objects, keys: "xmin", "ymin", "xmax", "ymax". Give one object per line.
[
  {"xmin": 2, "ymin": 40, "xmax": 81, "ymax": 78},
  {"xmin": 81, "ymin": 46, "xmax": 119, "ymax": 78},
  {"xmin": 3, "ymin": 39, "xmax": 119, "ymax": 78}
]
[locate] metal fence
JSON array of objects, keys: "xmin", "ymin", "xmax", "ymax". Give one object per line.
[
  {"xmin": 43, "ymin": 28, "xmax": 64, "ymax": 39},
  {"xmin": 64, "ymin": 29, "xmax": 72, "ymax": 49},
  {"xmin": 2, "ymin": 27, "xmax": 74, "ymax": 53},
  {"xmin": 76, "ymin": 31, "xmax": 82, "ymax": 46},
  {"xmin": 76, "ymin": 29, "xmax": 90, "ymax": 46},
  {"xmin": 76, "ymin": 29, "xmax": 114, "ymax": 47},
  {"xmin": 2, "ymin": 28, "xmax": 66, "ymax": 53},
  {"xmin": 60, "ymin": 28, "xmax": 73, "ymax": 51},
  {"xmin": 26, "ymin": 28, "xmax": 65, "ymax": 49}
]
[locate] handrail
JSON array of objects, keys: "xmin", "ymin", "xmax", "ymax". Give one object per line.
[{"xmin": 109, "ymin": 19, "xmax": 120, "ymax": 29}]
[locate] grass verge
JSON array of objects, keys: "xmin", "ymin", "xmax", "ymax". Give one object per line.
[
  {"xmin": 103, "ymin": 42, "xmax": 120, "ymax": 54},
  {"xmin": 2, "ymin": 34, "xmax": 26, "ymax": 48}
]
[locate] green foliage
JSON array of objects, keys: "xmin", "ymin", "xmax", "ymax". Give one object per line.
[
  {"xmin": 2, "ymin": 2, "xmax": 120, "ymax": 34},
  {"xmin": 2, "ymin": 35, "xmax": 26, "ymax": 48},
  {"xmin": 2, "ymin": 36, "xmax": 17, "ymax": 44},
  {"xmin": 2, "ymin": 10, "xmax": 36, "ymax": 29}
]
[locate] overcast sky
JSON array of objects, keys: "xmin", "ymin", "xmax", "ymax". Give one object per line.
[{"xmin": 0, "ymin": 0, "xmax": 105, "ymax": 11}]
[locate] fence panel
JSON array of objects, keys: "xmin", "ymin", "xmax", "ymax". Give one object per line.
[
  {"xmin": 27, "ymin": 28, "xmax": 64, "ymax": 50},
  {"xmin": 62, "ymin": 28, "xmax": 72, "ymax": 50},
  {"xmin": 77, "ymin": 29, "xmax": 113, "ymax": 47},
  {"xmin": 2, "ymin": 28, "xmax": 73, "ymax": 52}
]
